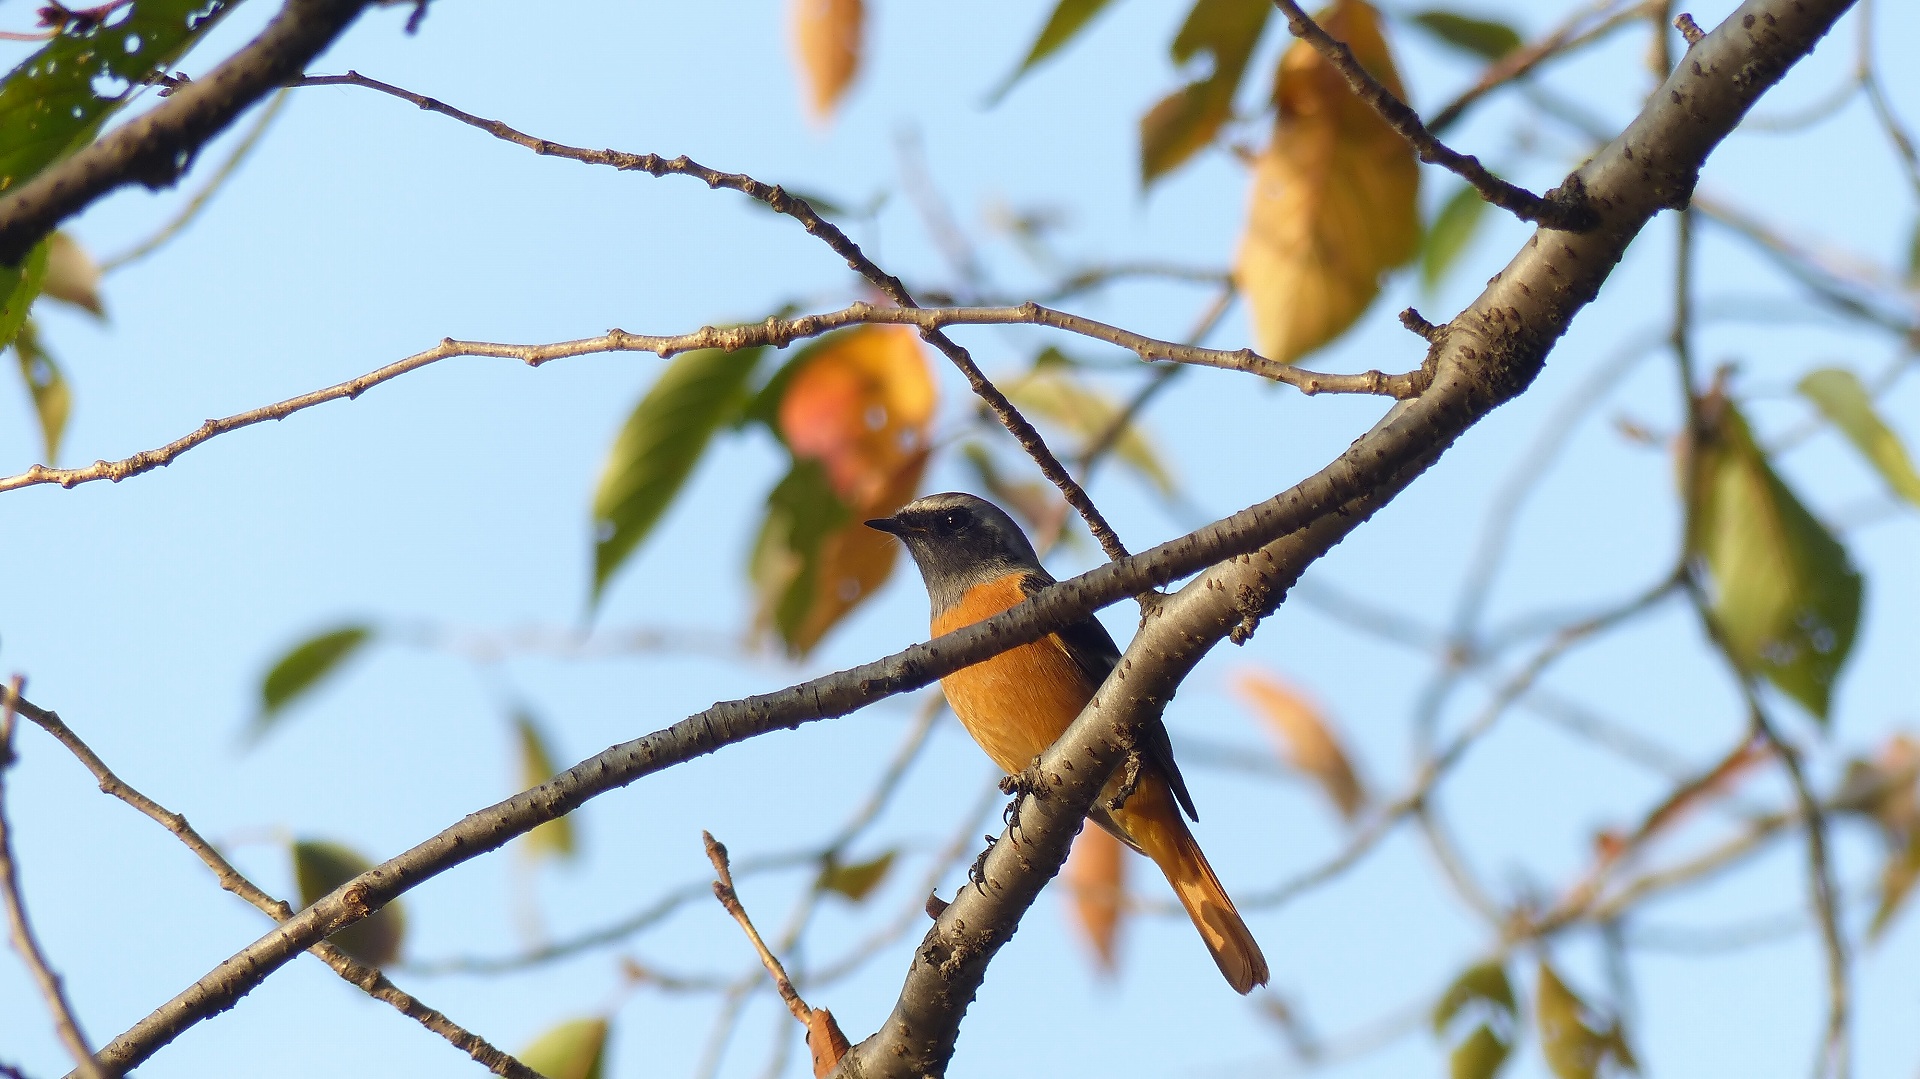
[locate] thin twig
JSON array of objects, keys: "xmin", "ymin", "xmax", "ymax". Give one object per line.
[
  {"xmin": 0, "ymin": 678, "xmax": 104, "ymax": 1079},
  {"xmin": 705, "ymin": 833, "xmax": 849, "ymax": 1077},
  {"xmin": 0, "ymin": 301, "xmax": 1418, "ymax": 495},
  {"xmin": 1271, "ymin": 0, "xmax": 1597, "ymax": 231},
  {"xmin": 291, "ymin": 69, "xmax": 1131, "ymax": 563},
  {"xmin": 1, "ymin": 689, "xmax": 542, "ymax": 1079},
  {"xmin": 1429, "ymin": 0, "xmax": 1649, "ymax": 133}
]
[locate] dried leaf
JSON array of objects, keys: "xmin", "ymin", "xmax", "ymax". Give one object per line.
[
  {"xmin": 1065, "ymin": 824, "xmax": 1127, "ymax": 973},
  {"xmin": 519, "ymin": 1017, "xmax": 609, "ymax": 1079},
  {"xmin": 1870, "ymin": 826, "xmax": 1920, "ymax": 941},
  {"xmin": 515, "ymin": 712, "xmax": 576, "ymax": 861},
  {"xmin": 1233, "ymin": 670, "xmax": 1367, "ymax": 820},
  {"xmin": 817, "ymin": 850, "xmax": 896, "ymax": 902},
  {"xmin": 1686, "ymin": 396, "xmax": 1862, "ymax": 721},
  {"xmin": 805, "ymin": 1007, "xmax": 850, "ymax": 1076},
  {"xmin": 1235, "ymin": 0, "xmax": 1419, "ymax": 364},
  {"xmin": 591, "ymin": 346, "xmax": 767, "ymax": 605},
  {"xmin": 253, "ymin": 624, "xmax": 375, "ymax": 739},
  {"xmin": 1408, "ymin": 10, "xmax": 1523, "ymax": 60},
  {"xmin": 990, "ymin": 0, "xmax": 1121, "ymax": 102},
  {"xmin": 41, "ymin": 231, "xmax": 103, "ymax": 318},
  {"xmin": 753, "ymin": 326, "xmax": 935, "ymax": 654},
  {"xmin": 1002, "ymin": 367, "xmax": 1174, "ymax": 494},
  {"xmin": 1798, "ymin": 367, "xmax": 1920, "ymax": 507},
  {"xmin": 1139, "ymin": 0, "xmax": 1270, "ymax": 184},
  {"xmin": 1421, "ymin": 181, "xmax": 1488, "ymax": 292},
  {"xmin": 791, "ymin": 0, "xmax": 863, "ymax": 121},
  {"xmin": 292, "ymin": 840, "xmax": 406, "ymax": 968},
  {"xmin": 13, "ymin": 319, "xmax": 69, "ymax": 461},
  {"xmin": 1536, "ymin": 961, "xmax": 1636, "ymax": 1079}
]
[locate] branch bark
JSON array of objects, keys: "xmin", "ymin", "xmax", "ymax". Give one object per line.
[
  {"xmin": 68, "ymin": 0, "xmax": 1853, "ymax": 1073},
  {"xmin": 0, "ymin": 0, "xmax": 370, "ymax": 265}
]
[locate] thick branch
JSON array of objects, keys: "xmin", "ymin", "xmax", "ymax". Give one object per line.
[{"xmin": 0, "ymin": 0, "xmax": 370, "ymax": 265}]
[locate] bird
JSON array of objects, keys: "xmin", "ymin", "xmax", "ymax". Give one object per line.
[{"xmin": 867, "ymin": 491, "xmax": 1268, "ymax": 994}]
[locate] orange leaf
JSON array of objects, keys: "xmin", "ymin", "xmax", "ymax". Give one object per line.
[
  {"xmin": 777, "ymin": 325, "xmax": 936, "ymax": 506},
  {"xmin": 1233, "ymin": 0, "xmax": 1418, "ymax": 364},
  {"xmin": 805, "ymin": 1006, "xmax": 850, "ymax": 1077},
  {"xmin": 1064, "ymin": 824, "xmax": 1127, "ymax": 974},
  {"xmin": 1233, "ymin": 670, "xmax": 1367, "ymax": 821},
  {"xmin": 791, "ymin": 0, "xmax": 864, "ymax": 122}
]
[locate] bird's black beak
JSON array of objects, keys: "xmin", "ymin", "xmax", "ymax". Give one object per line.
[{"xmin": 864, "ymin": 515, "xmax": 909, "ymax": 536}]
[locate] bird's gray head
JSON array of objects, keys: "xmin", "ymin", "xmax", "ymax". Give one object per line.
[{"xmin": 865, "ymin": 492, "xmax": 1045, "ymax": 614}]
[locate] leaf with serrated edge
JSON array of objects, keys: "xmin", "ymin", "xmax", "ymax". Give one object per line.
[
  {"xmin": 254, "ymin": 625, "xmax": 374, "ymax": 737},
  {"xmin": 1409, "ymin": 10, "xmax": 1522, "ymax": 60},
  {"xmin": 990, "ymin": 0, "xmax": 1120, "ymax": 102},
  {"xmin": 519, "ymin": 1017, "xmax": 609, "ymax": 1079},
  {"xmin": 293, "ymin": 839, "xmax": 406, "ymax": 968},
  {"xmin": 818, "ymin": 850, "xmax": 895, "ymax": 902},
  {"xmin": 13, "ymin": 319, "xmax": 68, "ymax": 461},
  {"xmin": 515, "ymin": 712, "xmax": 576, "ymax": 860},
  {"xmin": 1687, "ymin": 398, "xmax": 1862, "ymax": 721},
  {"xmin": 1798, "ymin": 367, "xmax": 1920, "ymax": 506},
  {"xmin": 791, "ymin": 0, "xmax": 863, "ymax": 121},
  {"xmin": 1422, "ymin": 181, "xmax": 1488, "ymax": 292},
  {"xmin": 591, "ymin": 346, "xmax": 766, "ymax": 604},
  {"xmin": 1236, "ymin": 0, "xmax": 1419, "ymax": 364},
  {"xmin": 1233, "ymin": 670, "xmax": 1367, "ymax": 820}
]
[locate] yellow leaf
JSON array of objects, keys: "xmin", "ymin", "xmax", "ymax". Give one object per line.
[
  {"xmin": 1536, "ymin": 961, "xmax": 1637, "ymax": 1079},
  {"xmin": 817, "ymin": 849, "xmax": 896, "ymax": 902},
  {"xmin": 520, "ymin": 1017, "xmax": 609, "ymax": 1079},
  {"xmin": 1233, "ymin": 670, "xmax": 1367, "ymax": 820},
  {"xmin": 1064, "ymin": 824, "xmax": 1127, "ymax": 974},
  {"xmin": 515, "ymin": 712, "xmax": 576, "ymax": 861},
  {"xmin": 791, "ymin": 0, "xmax": 864, "ymax": 122},
  {"xmin": 41, "ymin": 231, "xmax": 103, "ymax": 318},
  {"xmin": 1002, "ymin": 367, "xmax": 1174, "ymax": 494},
  {"xmin": 1234, "ymin": 0, "xmax": 1419, "ymax": 364}
]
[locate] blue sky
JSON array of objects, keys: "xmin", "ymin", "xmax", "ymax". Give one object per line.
[{"xmin": 2, "ymin": 1, "xmax": 1917, "ymax": 1077}]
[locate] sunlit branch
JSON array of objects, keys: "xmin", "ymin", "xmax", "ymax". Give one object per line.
[
  {"xmin": 289, "ymin": 69, "xmax": 1131, "ymax": 565},
  {"xmin": 1, "ymin": 687, "xmax": 542, "ymax": 1079},
  {"xmin": 0, "ymin": 301, "xmax": 1419, "ymax": 495}
]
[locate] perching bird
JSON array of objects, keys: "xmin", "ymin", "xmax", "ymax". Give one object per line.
[{"xmin": 867, "ymin": 492, "xmax": 1268, "ymax": 993}]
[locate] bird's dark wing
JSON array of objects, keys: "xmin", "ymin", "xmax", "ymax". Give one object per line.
[{"xmin": 1019, "ymin": 573, "xmax": 1199, "ymax": 822}]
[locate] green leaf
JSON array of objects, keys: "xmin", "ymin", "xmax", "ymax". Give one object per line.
[
  {"xmin": 14, "ymin": 319, "xmax": 69, "ymax": 461},
  {"xmin": 0, "ymin": 0, "xmax": 243, "ymax": 195},
  {"xmin": 254, "ymin": 624, "xmax": 374, "ymax": 737},
  {"xmin": 520, "ymin": 1017, "xmax": 609, "ymax": 1079},
  {"xmin": 1433, "ymin": 960, "xmax": 1517, "ymax": 1032},
  {"xmin": 590, "ymin": 346, "xmax": 766, "ymax": 604},
  {"xmin": 817, "ymin": 850, "xmax": 896, "ymax": 902},
  {"xmin": 292, "ymin": 839, "xmax": 406, "ymax": 968},
  {"xmin": 1536, "ymin": 961, "xmax": 1636, "ymax": 1079},
  {"xmin": 1798, "ymin": 367, "xmax": 1920, "ymax": 507},
  {"xmin": 1904, "ymin": 218, "xmax": 1920, "ymax": 289},
  {"xmin": 1870, "ymin": 826, "xmax": 1920, "ymax": 941},
  {"xmin": 748, "ymin": 457, "xmax": 850, "ymax": 650},
  {"xmin": 1141, "ymin": 0, "xmax": 1270, "ymax": 185},
  {"xmin": 1004, "ymin": 368, "xmax": 1175, "ymax": 494},
  {"xmin": 1408, "ymin": 10, "xmax": 1523, "ymax": 60},
  {"xmin": 1687, "ymin": 400, "xmax": 1863, "ymax": 721},
  {"xmin": 988, "ymin": 0, "xmax": 1121, "ymax": 103},
  {"xmin": 0, "ymin": 236, "xmax": 51, "ymax": 353},
  {"xmin": 1451, "ymin": 1023, "xmax": 1513, "ymax": 1079},
  {"xmin": 1422, "ymin": 182, "xmax": 1488, "ymax": 292},
  {"xmin": 515, "ymin": 712, "xmax": 576, "ymax": 861}
]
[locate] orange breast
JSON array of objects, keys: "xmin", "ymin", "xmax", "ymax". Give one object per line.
[{"xmin": 933, "ymin": 574, "xmax": 1098, "ymax": 775}]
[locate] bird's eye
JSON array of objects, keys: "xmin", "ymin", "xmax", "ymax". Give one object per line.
[{"xmin": 943, "ymin": 511, "xmax": 962, "ymax": 530}]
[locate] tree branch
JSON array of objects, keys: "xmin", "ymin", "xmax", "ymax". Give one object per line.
[
  {"xmin": 0, "ymin": 0, "xmax": 371, "ymax": 266},
  {"xmin": 71, "ymin": 1, "xmax": 1853, "ymax": 1072}
]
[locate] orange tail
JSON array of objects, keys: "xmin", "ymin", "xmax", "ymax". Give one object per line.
[{"xmin": 1118, "ymin": 794, "xmax": 1269, "ymax": 994}]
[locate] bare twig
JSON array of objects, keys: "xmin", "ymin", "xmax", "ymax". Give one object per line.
[
  {"xmin": 291, "ymin": 70, "xmax": 1130, "ymax": 563},
  {"xmin": 1, "ymin": 688, "xmax": 541, "ymax": 1079},
  {"xmin": 1429, "ymin": 0, "xmax": 1650, "ymax": 133},
  {"xmin": 1271, "ymin": 0, "xmax": 1597, "ymax": 231},
  {"xmin": 0, "ymin": 300, "xmax": 1417, "ymax": 495},
  {"xmin": 0, "ymin": 679, "xmax": 104, "ymax": 1079},
  {"xmin": 706, "ymin": 833, "xmax": 849, "ymax": 1078}
]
